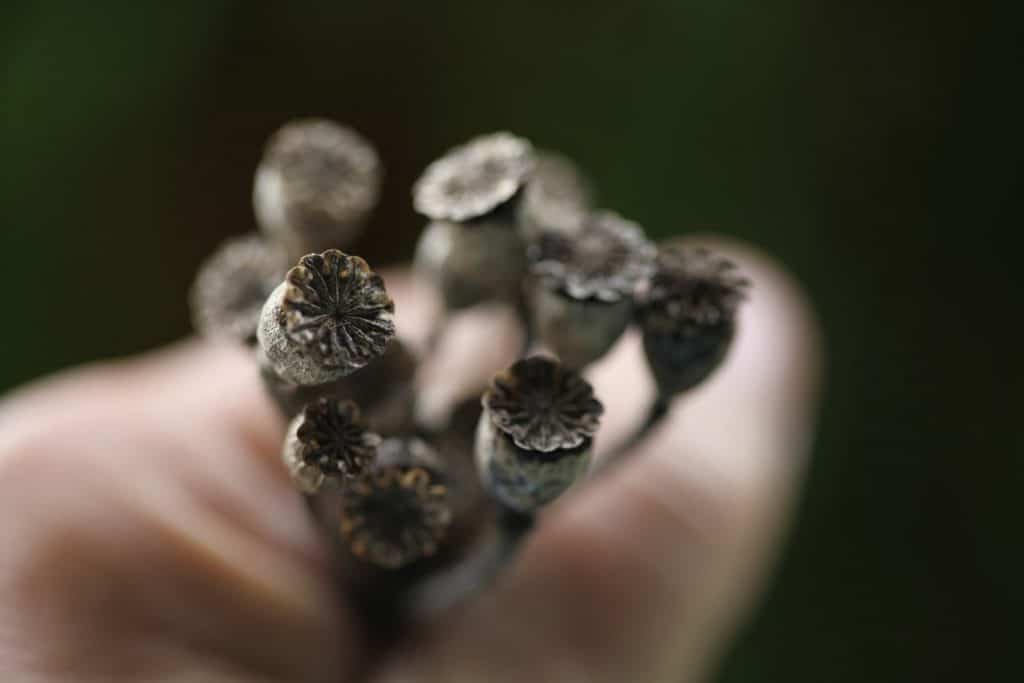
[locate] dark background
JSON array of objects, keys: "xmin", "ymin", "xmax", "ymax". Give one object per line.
[{"xmin": 1, "ymin": 2, "xmax": 1019, "ymax": 681}]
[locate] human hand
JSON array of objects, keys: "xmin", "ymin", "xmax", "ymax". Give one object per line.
[{"xmin": 0, "ymin": 239, "xmax": 820, "ymax": 682}]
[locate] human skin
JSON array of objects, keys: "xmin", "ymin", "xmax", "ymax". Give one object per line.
[{"xmin": 0, "ymin": 239, "xmax": 820, "ymax": 682}]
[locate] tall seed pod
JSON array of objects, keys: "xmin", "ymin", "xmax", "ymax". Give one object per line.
[
  {"xmin": 526, "ymin": 211, "xmax": 655, "ymax": 369},
  {"xmin": 476, "ymin": 356, "xmax": 603, "ymax": 512},
  {"xmin": 412, "ymin": 132, "xmax": 535, "ymax": 316},
  {"xmin": 254, "ymin": 119, "xmax": 381, "ymax": 260}
]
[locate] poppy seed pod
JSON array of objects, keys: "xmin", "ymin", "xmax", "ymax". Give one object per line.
[
  {"xmin": 476, "ymin": 357, "xmax": 603, "ymax": 512},
  {"xmin": 413, "ymin": 132, "xmax": 534, "ymax": 222},
  {"xmin": 281, "ymin": 398, "xmax": 381, "ymax": 494},
  {"xmin": 637, "ymin": 243, "xmax": 749, "ymax": 397},
  {"xmin": 526, "ymin": 211, "xmax": 655, "ymax": 369},
  {"xmin": 414, "ymin": 218, "xmax": 527, "ymax": 311},
  {"xmin": 258, "ymin": 249, "xmax": 395, "ymax": 386},
  {"xmin": 190, "ymin": 233, "xmax": 288, "ymax": 345},
  {"xmin": 338, "ymin": 438, "xmax": 453, "ymax": 569},
  {"xmin": 517, "ymin": 150, "xmax": 592, "ymax": 241},
  {"xmin": 254, "ymin": 119, "xmax": 381, "ymax": 258}
]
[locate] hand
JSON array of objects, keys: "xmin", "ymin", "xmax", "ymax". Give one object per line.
[{"xmin": 0, "ymin": 239, "xmax": 820, "ymax": 682}]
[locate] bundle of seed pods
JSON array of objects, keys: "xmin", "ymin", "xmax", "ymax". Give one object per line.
[{"xmin": 190, "ymin": 120, "xmax": 749, "ymax": 621}]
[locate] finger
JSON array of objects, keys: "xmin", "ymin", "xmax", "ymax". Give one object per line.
[
  {"xmin": 0, "ymin": 343, "xmax": 359, "ymax": 681},
  {"xmin": 371, "ymin": 239, "xmax": 822, "ymax": 683}
]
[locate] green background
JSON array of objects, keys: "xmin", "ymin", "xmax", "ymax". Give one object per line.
[{"xmin": 1, "ymin": 2, "xmax": 1019, "ymax": 680}]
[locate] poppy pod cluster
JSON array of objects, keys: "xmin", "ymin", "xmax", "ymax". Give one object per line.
[{"xmin": 188, "ymin": 119, "xmax": 748, "ymax": 616}]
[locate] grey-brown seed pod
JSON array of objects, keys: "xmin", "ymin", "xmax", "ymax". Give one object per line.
[
  {"xmin": 258, "ymin": 249, "xmax": 395, "ymax": 386},
  {"xmin": 413, "ymin": 218, "xmax": 527, "ymax": 311},
  {"xmin": 338, "ymin": 439, "xmax": 453, "ymax": 569},
  {"xmin": 413, "ymin": 132, "xmax": 534, "ymax": 222},
  {"xmin": 190, "ymin": 233, "xmax": 288, "ymax": 345},
  {"xmin": 637, "ymin": 242, "xmax": 749, "ymax": 397},
  {"xmin": 253, "ymin": 119, "xmax": 381, "ymax": 258},
  {"xmin": 281, "ymin": 398, "xmax": 381, "ymax": 493},
  {"xmin": 517, "ymin": 150, "xmax": 593, "ymax": 240},
  {"xmin": 476, "ymin": 356, "xmax": 603, "ymax": 512},
  {"xmin": 526, "ymin": 211, "xmax": 655, "ymax": 368}
]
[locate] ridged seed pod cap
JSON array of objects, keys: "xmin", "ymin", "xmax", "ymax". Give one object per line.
[
  {"xmin": 258, "ymin": 249, "xmax": 395, "ymax": 385},
  {"xmin": 483, "ymin": 356, "xmax": 603, "ymax": 453},
  {"xmin": 254, "ymin": 119, "xmax": 381, "ymax": 251},
  {"xmin": 530, "ymin": 210, "xmax": 655, "ymax": 303},
  {"xmin": 413, "ymin": 132, "xmax": 534, "ymax": 222},
  {"xmin": 339, "ymin": 441, "xmax": 452, "ymax": 569},
  {"xmin": 282, "ymin": 398, "xmax": 381, "ymax": 493}
]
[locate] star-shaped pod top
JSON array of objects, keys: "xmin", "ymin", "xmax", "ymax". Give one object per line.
[
  {"xmin": 282, "ymin": 249, "xmax": 395, "ymax": 374},
  {"xmin": 483, "ymin": 356, "xmax": 603, "ymax": 453},
  {"xmin": 295, "ymin": 398, "xmax": 381, "ymax": 479},
  {"xmin": 640, "ymin": 242, "xmax": 750, "ymax": 336},
  {"xmin": 413, "ymin": 132, "xmax": 535, "ymax": 222},
  {"xmin": 530, "ymin": 210, "xmax": 655, "ymax": 303}
]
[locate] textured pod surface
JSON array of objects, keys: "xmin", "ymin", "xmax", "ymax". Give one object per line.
[
  {"xmin": 294, "ymin": 398, "xmax": 380, "ymax": 478},
  {"xmin": 637, "ymin": 242, "xmax": 749, "ymax": 395},
  {"xmin": 254, "ymin": 119, "xmax": 381, "ymax": 252},
  {"xmin": 258, "ymin": 250, "xmax": 395, "ymax": 385},
  {"xmin": 529, "ymin": 210, "xmax": 655, "ymax": 303},
  {"xmin": 475, "ymin": 414, "xmax": 591, "ymax": 512},
  {"xmin": 482, "ymin": 356, "xmax": 602, "ymax": 453},
  {"xmin": 528, "ymin": 284, "xmax": 633, "ymax": 370},
  {"xmin": 190, "ymin": 234, "xmax": 287, "ymax": 344},
  {"xmin": 338, "ymin": 443, "xmax": 452, "ymax": 569},
  {"xmin": 414, "ymin": 219, "xmax": 527, "ymax": 310},
  {"xmin": 413, "ymin": 132, "xmax": 534, "ymax": 222}
]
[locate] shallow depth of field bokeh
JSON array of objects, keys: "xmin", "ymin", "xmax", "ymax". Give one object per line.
[{"xmin": 0, "ymin": 2, "xmax": 1018, "ymax": 681}]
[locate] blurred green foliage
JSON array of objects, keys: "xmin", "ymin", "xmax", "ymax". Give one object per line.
[{"xmin": 0, "ymin": 1, "xmax": 1019, "ymax": 681}]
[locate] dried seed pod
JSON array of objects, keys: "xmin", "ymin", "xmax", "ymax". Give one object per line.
[
  {"xmin": 637, "ymin": 242, "xmax": 749, "ymax": 396},
  {"xmin": 339, "ymin": 439, "xmax": 453, "ymax": 569},
  {"xmin": 526, "ymin": 211, "xmax": 655, "ymax": 368},
  {"xmin": 258, "ymin": 249, "xmax": 395, "ymax": 385},
  {"xmin": 414, "ymin": 218, "xmax": 527, "ymax": 310},
  {"xmin": 517, "ymin": 150, "xmax": 592, "ymax": 240},
  {"xmin": 190, "ymin": 234, "xmax": 288, "ymax": 345},
  {"xmin": 413, "ymin": 132, "xmax": 534, "ymax": 222},
  {"xmin": 476, "ymin": 356, "xmax": 603, "ymax": 512},
  {"xmin": 254, "ymin": 119, "xmax": 381, "ymax": 257},
  {"xmin": 281, "ymin": 398, "xmax": 381, "ymax": 493}
]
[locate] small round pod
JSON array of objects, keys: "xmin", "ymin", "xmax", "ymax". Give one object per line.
[
  {"xmin": 281, "ymin": 397, "xmax": 381, "ymax": 494},
  {"xmin": 637, "ymin": 242, "xmax": 750, "ymax": 397},
  {"xmin": 190, "ymin": 233, "xmax": 288, "ymax": 345},
  {"xmin": 413, "ymin": 217, "xmax": 527, "ymax": 311},
  {"xmin": 412, "ymin": 132, "xmax": 535, "ymax": 223},
  {"xmin": 476, "ymin": 356, "xmax": 603, "ymax": 512},
  {"xmin": 338, "ymin": 438, "xmax": 454, "ymax": 569},
  {"xmin": 517, "ymin": 150, "xmax": 593, "ymax": 241},
  {"xmin": 526, "ymin": 211, "xmax": 655, "ymax": 369},
  {"xmin": 257, "ymin": 249, "xmax": 395, "ymax": 386},
  {"xmin": 253, "ymin": 119, "xmax": 381, "ymax": 258}
]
